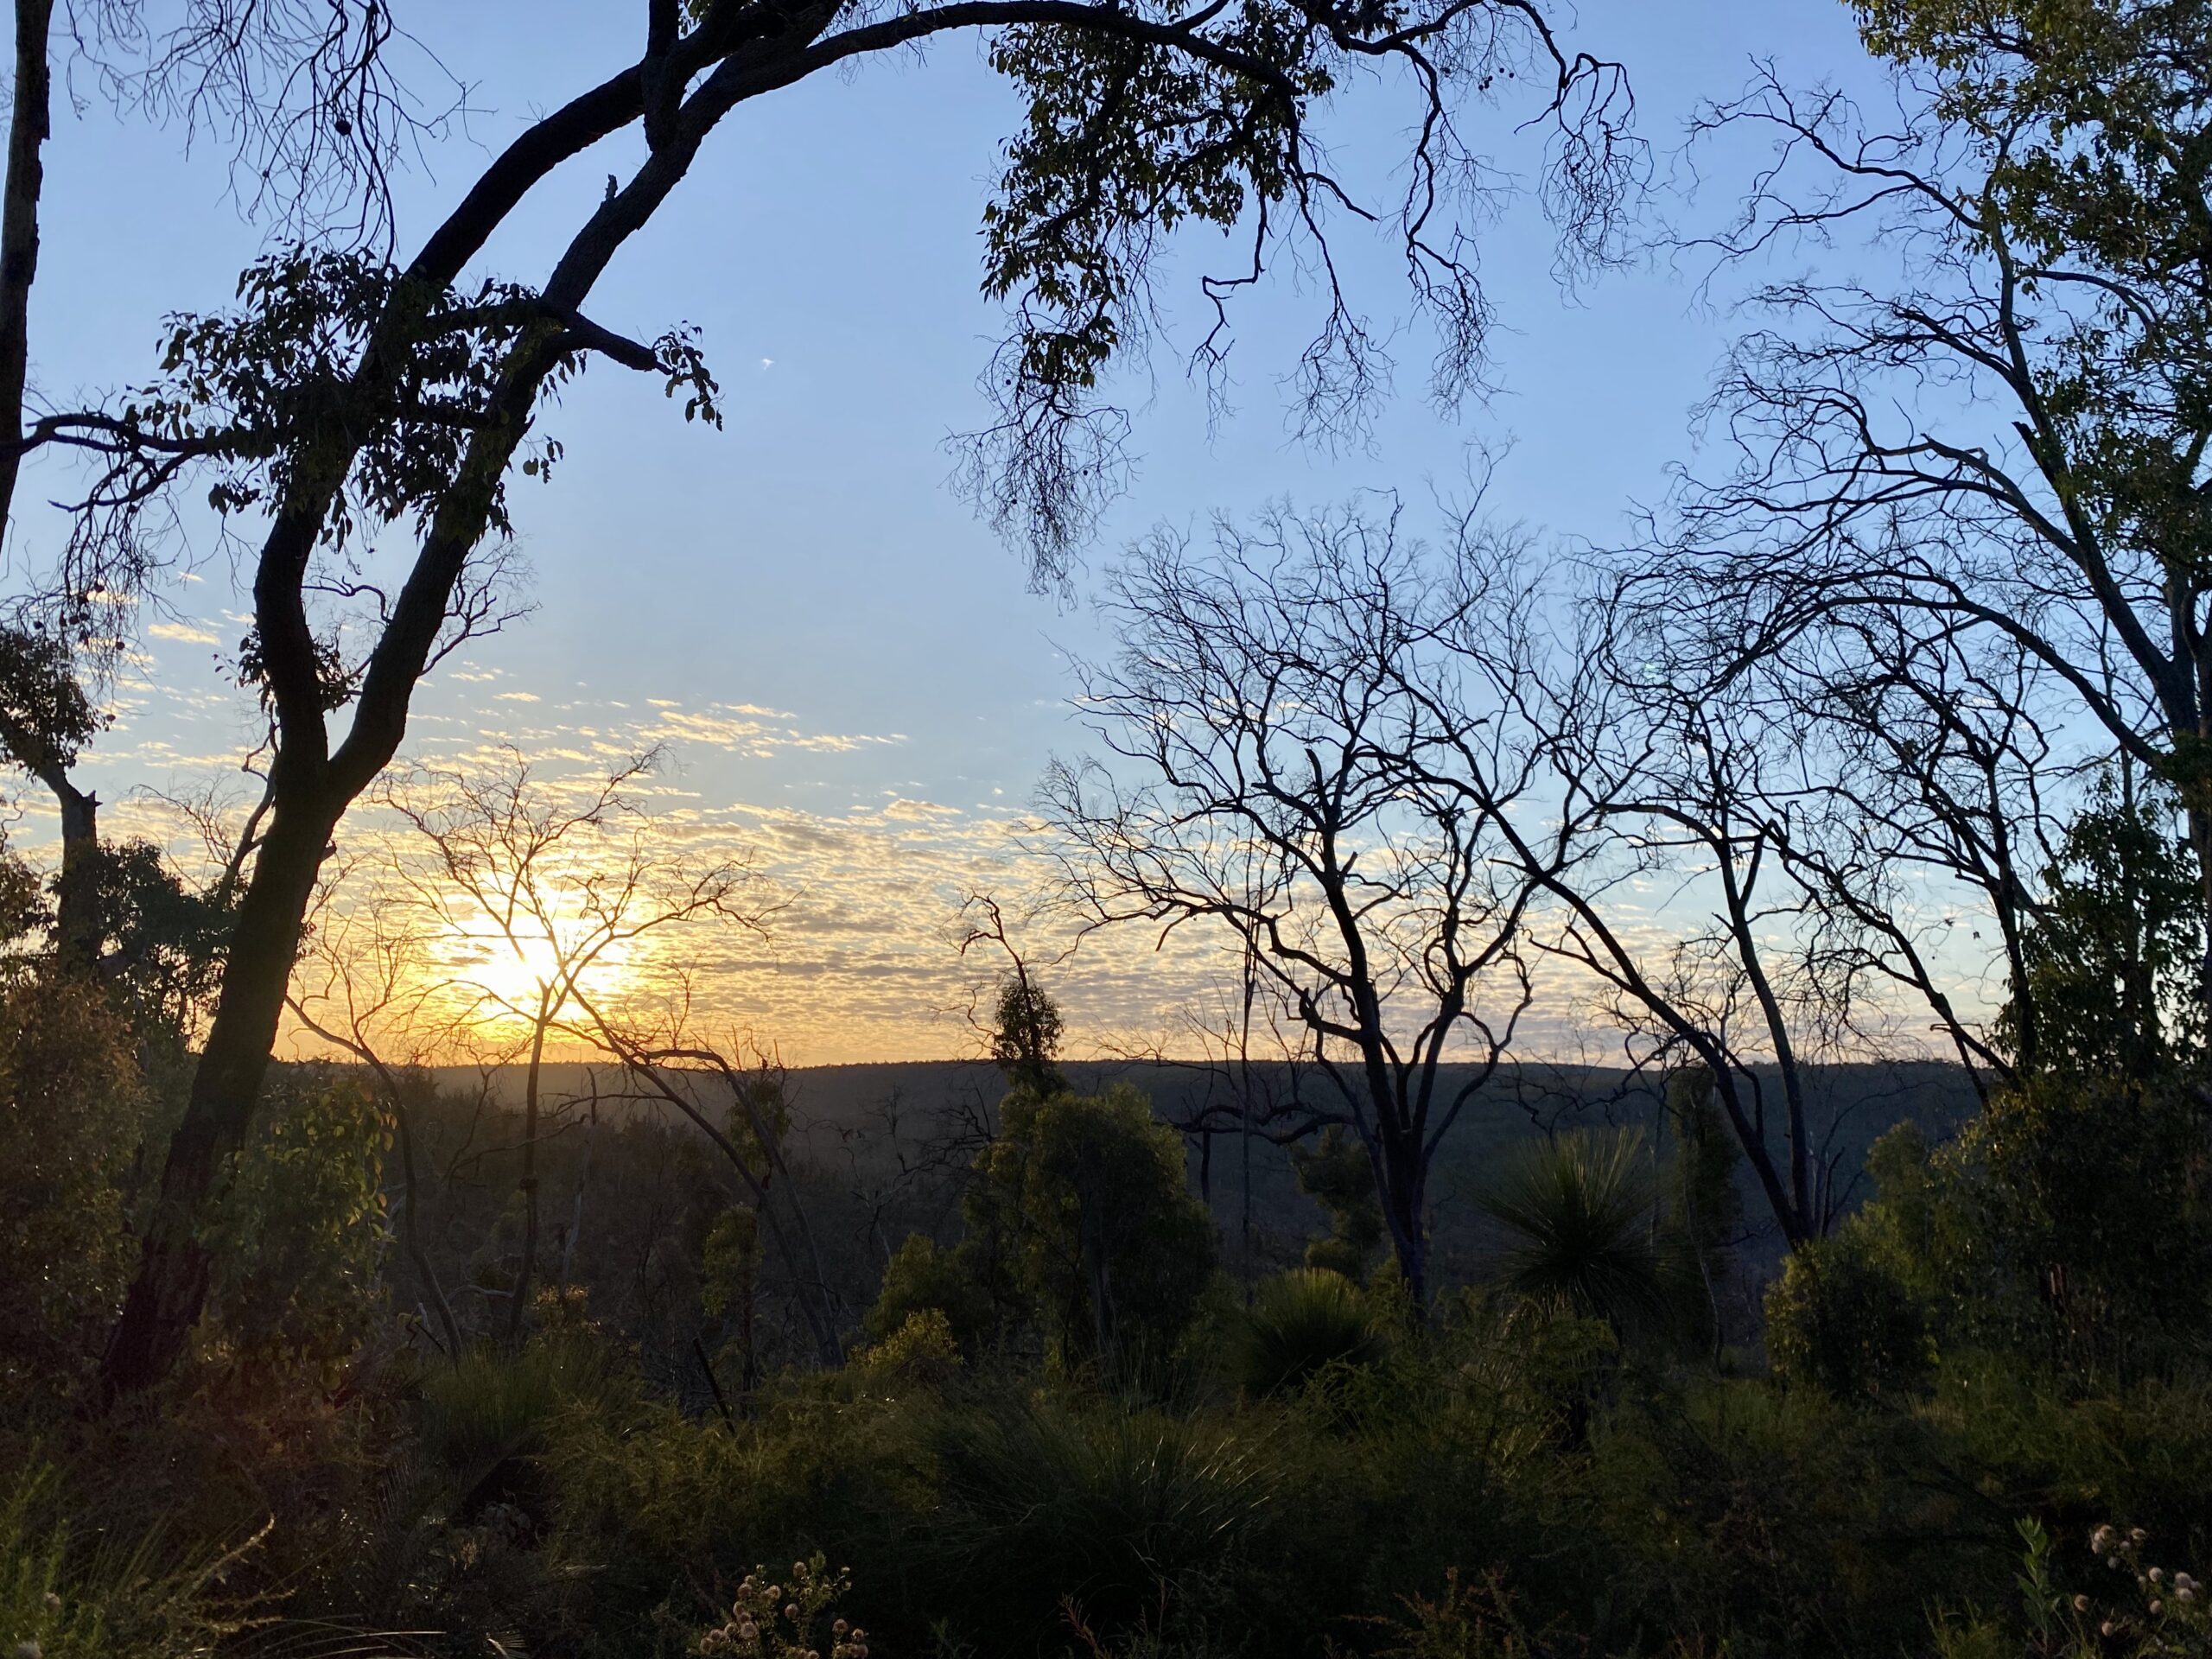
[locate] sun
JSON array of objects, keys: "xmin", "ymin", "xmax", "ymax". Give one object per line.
[{"xmin": 446, "ymin": 928, "xmax": 571, "ymax": 1026}]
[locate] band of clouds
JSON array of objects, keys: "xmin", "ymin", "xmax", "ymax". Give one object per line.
[{"xmin": 3, "ymin": 616, "xmax": 1995, "ymax": 1068}]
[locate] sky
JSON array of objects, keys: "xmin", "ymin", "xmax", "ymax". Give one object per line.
[{"xmin": 3, "ymin": 0, "xmax": 1912, "ymax": 1064}]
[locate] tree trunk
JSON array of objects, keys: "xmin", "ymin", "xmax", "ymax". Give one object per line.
[
  {"xmin": 391, "ymin": 1091, "xmax": 462, "ymax": 1357},
  {"xmin": 100, "ymin": 791, "xmax": 336, "ymax": 1395},
  {"xmin": 53, "ymin": 779, "xmax": 99, "ymax": 975},
  {"xmin": 1372, "ymin": 1124, "xmax": 1428, "ymax": 1310},
  {"xmin": 506, "ymin": 989, "xmax": 550, "ymax": 1344},
  {"xmin": 558, "ymin": 1102, "xmax": 597, "ymax": 1291},
  {"xmin": 0, "ymin": 0, "xmax": 55, "ymax": 529},
  {"xmin": 2189, "ymin": 796, "xmax": 2212, "ymax": 1027}
]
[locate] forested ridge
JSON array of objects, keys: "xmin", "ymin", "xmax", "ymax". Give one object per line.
[{"xmin": 5, "ymin": 1, "xmax": 2212, "ymax": 1656}]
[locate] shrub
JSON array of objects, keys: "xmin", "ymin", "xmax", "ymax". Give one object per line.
[
  {"xmin": 419, "ymin": 1330, "xmax": 620, "ymax": 1484},
  {"xmin": 0, "ymin": 1462, "xmax": 253, "ymax": 1659},
  {"xmin": 969, "ymin": 1084, "xmax": 1219, "ymax": 1370},
  {"xmin": 1764, "ymin": 1234, "xmax": 1935, "ymax": 1400},
  {"xmin": 693, "ymin": 1554, "xmax": 869, "ymax": 1659},
  {"xmin": 864, "ymin": 1233, "xmax": 999, "ymax": 1354},
  {"xmin": 1231, "ymin": 1268, "xmax": 1386, "ymax": 1399},
  {"xmin": 853, "ymin": 1308, "xmax": 963, "ymax": 1389},
  {"xmin": 1290, "ymin": 1127, "xmax": 1385, "ymax": 1283},
  {"xmin": 0, "ymin": 978, "xmax": 149, "ymax": 1403},
  {"xmin": 925, "ymin": 1398, "xmax": 1274, "ymax": 1651},
  {"xmin": 1956, "ymin": 1071, "xmax": 2212, "ymax": 1377},
  {"xmin": 200, "ymin": 1066, "xmax": 391, "ymax": 1382}
]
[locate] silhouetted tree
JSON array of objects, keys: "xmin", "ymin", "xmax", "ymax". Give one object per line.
[
  {"xmin": 0, "ymin": 626, "xmax": 104, "ymax": 970},
  {"xmin": 89, "ymin": 0, "xmax": 1640, "ymax": 1394},
  {"xmin": 379, "ymin": 746, "xmax": 757, "ymax": 1344},
  {"xmin": 1049, "ymin": 499, "xmax": 1550, "ymax": 1306},
  {"xmin": 1633, "ymin": 0, "xmax": 2212, "ymax": 1018}
]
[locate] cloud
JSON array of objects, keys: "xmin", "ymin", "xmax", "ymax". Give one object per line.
[{"xmin": 148, "ymin": 622, "xmax": 219, "ymax": 645}]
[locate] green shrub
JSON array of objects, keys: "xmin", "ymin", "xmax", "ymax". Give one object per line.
[
  {"xmin": 1231, "ymin": 1268, "xmax": 1386, "ymax": 1399},
  {"xmin": 854, "ymin": 1308, "xmax": 963, "ymax": 1389},
  {"xmin": 1956, "ymin": 1071, "xmax": 2212, "ymax": 1377},
  {"xmin": 201, "ymin": 1066, "xmax": 391, "ymax": 1381},
  {"xmin": 0, "ymin": 979, "xmax": 149, "ymax": 1404},
  {"xmin": 925, "ymin": 1398, "xmax": 1274, "ymax": 1652},
  {"xmin": 969, "ymin": 1084, "xmax": 1219, "ymax": 1370},
  {"xmin": 1764, "ymin": 1235, "xmax": 1936, "ymax": 1400},
  {"xmin": 864, "ymin": 1233, "xmax": 999, "ymax": 1354},
  {"xmin": 0, "ymin": 1462, "xmax": 253, "ymax": 1659},
  {"xmin": 419, "ymin": 1331, "xmax": 619, "ymax": 1482},
  {"xmin": 1290, "ymin": 1127, "xmax": 1385, "ymax": 1283}
]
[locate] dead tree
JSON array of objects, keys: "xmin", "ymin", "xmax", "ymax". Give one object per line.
[
  {"xmin": 1046, "ymin": 497, "xmax": 1549, "ymax": 1307},
  {"xmin": 377, "ymin": 745, "xmax": 759, "ymax": 1344}
]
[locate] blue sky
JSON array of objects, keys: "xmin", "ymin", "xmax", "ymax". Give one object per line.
[{"xmin": 7, "ymin": 0, "xmax": 1903, "ymax": 1061}]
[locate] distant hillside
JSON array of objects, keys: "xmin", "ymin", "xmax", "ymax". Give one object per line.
[{"xmin": 414, "ymin": 1053, "xmax": 1978, "ymax": 1280}]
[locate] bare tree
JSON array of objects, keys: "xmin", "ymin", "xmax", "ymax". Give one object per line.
[
  {"xmin": 584, "ymin": 1011, "xmax": 847, "ymax": 1370},
  {"xmin": 94, "ymin": 0, "xmax": 1641, "ymax": 1394},
  {"xmin": 1510, "ymin": 655, "xmax": 1870, "ymax": 1245},
  {"xmin": 1456, "ymin": 576, "xmax": 2062, "ymax": 1246},
  {"xmin": 1046, "ymin": 498, "xmax": 1549, "ymax": 1306},
  {"xmin": 377, "ymin": 745, "xmax": 760, "ymax": 1344},
  {"xmin": 1633, "ymin": 16, "xmax": 2212, "ymax": 1015}
]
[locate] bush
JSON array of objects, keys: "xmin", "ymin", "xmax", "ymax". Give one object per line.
[
  {"xmin": 1290, "ymin": 1128, "xmax": 1384, "ymax": 1283},
  {"xmin": 200, "ymin": 1066, "xmax": 391, "ymax": 1381},
  {"xmin": 1764, "ymin": 1235, "xmax": 1935, "ymax": 1401},
  {"xmin": 969, "ymin": 1084, "xmax": 1219, "ymax": 1370},
  {"xmin": 853, "ymin": 1308, "xmax": 962, "ymax": 1389},
  {"xmin": 694, "ymin": 1554, "xmax": 870, "ymax": 1659},
  {"xmin": 925, "ymin": 1398, "xmax": 1274, "ymax": 1652},
  {"xmin": 1231, "ymin": 1268, "xmax": 1386, "ymax": 1399},
  {"xmin": 1957, "ymin": 1071, "xmax": 2212, "ymax": 1377},
  {"xmin": 420, "ymin": 1330, "xmax": 620, "ymax": 1484},
  {"xmin": 0, "ymin": 978, "xmax": 149, "ymax": 1404},
  {"xmin": 864, "ymin": 1233, "xmax": 999, "ymax": 1355},
  {"xmin": 0, "ymin": 1462, "xmax": 252, "ymax": 1659}
]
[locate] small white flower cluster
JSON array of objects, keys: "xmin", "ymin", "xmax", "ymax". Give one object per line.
[
  {"xmin": 694, "ymin": 1556, "xmax": 868, "ymax": 1659},
  {"xmin": 2083, "ymin": 1522, "xmax": 2210, "ymax": 1650}
]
